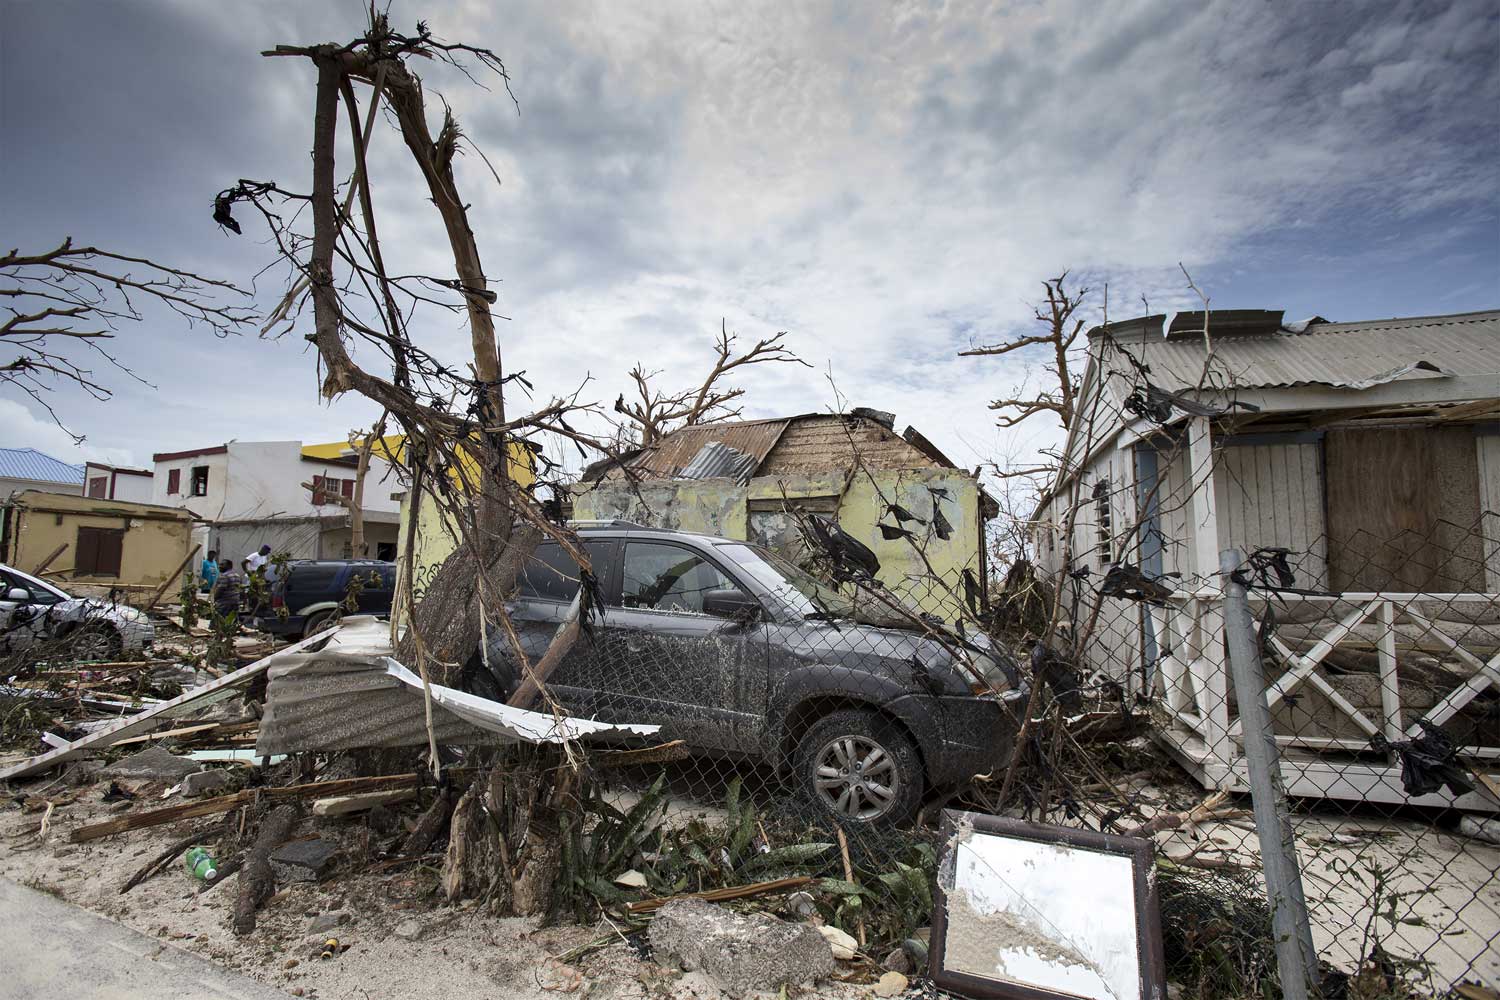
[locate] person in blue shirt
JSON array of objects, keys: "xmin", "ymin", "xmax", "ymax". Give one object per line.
[{"xmin": 200, "ymin": 549, "xmax": 220, "ymax": 593}]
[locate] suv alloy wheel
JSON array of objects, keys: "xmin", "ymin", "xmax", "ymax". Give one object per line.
[{"xmin": 795, "ymin": 708, "xmax": 923, "ymax": 826}]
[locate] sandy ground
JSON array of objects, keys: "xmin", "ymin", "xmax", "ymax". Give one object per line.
[
  {"xmin": 1149, "ymin": 806, "xmax": 1500, "ymax": 991},
  {"xmin": 0, "ymin": 770, "xmax": 878, "ymax": 1000}
]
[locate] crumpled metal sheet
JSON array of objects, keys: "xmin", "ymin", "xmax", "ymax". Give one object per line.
[
  {"xmin": 678, "ymin": 441, "xmax": 760, "ymax": 483},
  {"xmin": 255, "ymin": 616, "xmax": 658, "ymax": 755}
]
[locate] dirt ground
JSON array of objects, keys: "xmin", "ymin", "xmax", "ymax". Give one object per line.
[
  {"xmin": 0, "ymin": 770, "xmax": 877, "ymax": 1000},
  {"xmin": 1124, "ymin": 772, "xmax": 1500, "ymax": 992}
]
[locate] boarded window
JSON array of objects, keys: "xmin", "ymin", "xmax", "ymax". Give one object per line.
[
  {"xmin": 76, "ymin": 526, "xmax": 125, "ymax": 577},
  {"xmin": 87, "ymin": 477, "xmax": 108, "ymax": 498},
  {"xmin": 166, "ymin": 469, "xmax": 181, "ymax": 495},
  {"xmin": 190, "ymin": 466, "xmax": 209, "ymax": 497},
  {"xmin": 1325, "ymin": 427, "xmax": 1484, "ymax": 592}
]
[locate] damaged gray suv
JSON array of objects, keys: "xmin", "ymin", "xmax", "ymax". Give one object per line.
[{"xmin": 468, "ymin": 521, "xmax": 1022, "ymax": 826}]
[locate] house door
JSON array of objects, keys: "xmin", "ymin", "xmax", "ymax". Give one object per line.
[{"xmin": 1324, "ymin": 427, "xmax": 1485, "ymax": 592}]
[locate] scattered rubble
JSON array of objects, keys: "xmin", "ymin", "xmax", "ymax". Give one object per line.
[{"xmin": 649, "ymin": 897, "xmax": 836, "ymax": 997}]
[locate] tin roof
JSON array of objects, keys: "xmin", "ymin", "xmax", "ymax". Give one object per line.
[
  {"xmin": 1093, "ymin": 309, "xmax": 1500, "ymax": 394},
  {"xmin": 616, "ymin": 418, "xmax": 794, "ymax": 479},
  {"xmin": 0, "ymin": 447, "xmax": 85, "ymax": 486},
  {"xmin": 599, "ymin": 412, "xmax": 954, "ymax": 482}
]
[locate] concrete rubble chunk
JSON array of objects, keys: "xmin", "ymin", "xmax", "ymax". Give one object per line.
[
  {"xmin": 305, "ymin": 911, "xmax": 347, "ymax": 935},
  {"xmin": 873, "ymin": 970, "xmax": 909, "ymax": 997},
  {"xmin": 270, "ymin": 838, "xmax": 339, "ymax": 883},
  {"xmin": 648, "ymin": 898, "xmax": 835, "ymax": 998},
  {"xmin": 104, "ymin": 745, "xmax": 198, "ymax": 781},
  {"xmin": 818, "ymin": 923, "xmax": 859, "ymax": 960},
  {"xmin": 393, "ymin": 919, "xmax": 423, "ymax": 941},
  {"xmin": 182, "ymin": 769, "xmax": 233, "ymax": 797}
]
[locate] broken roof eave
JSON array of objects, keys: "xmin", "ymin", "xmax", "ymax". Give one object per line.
[{"xmin": 1036, "ymin": 366, "xmax": 1498, "ymax": 515}]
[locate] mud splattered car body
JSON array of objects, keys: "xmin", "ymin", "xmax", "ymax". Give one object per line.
[{"xmin": 471, "ymin": 523, "xmax": 1022, "ymax": 824}]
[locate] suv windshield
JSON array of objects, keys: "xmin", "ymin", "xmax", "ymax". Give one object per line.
[{"xmin": 718, "ymin": 543, "xmax": 853, "ymax": 619}]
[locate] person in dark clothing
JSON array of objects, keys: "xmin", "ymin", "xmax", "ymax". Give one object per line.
[{"xmin": 211, "ymin": 559, "xmax": 244, "ymax": 618}]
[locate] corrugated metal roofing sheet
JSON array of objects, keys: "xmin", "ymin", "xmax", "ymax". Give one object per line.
[
  {"xmin": 0, "ymin": 447, "xmax": 84, "ymax": 486},
  {"xmin": 621, "ymin": 418, "xmax": 792, "ymax": 479},
  {"xmin": 1096, "ymin": 309, "xmax": 1500, "ymax": 392},
  {"xmin": 677, "ymin": 441, "xmax": 761, "ymax": 482}
]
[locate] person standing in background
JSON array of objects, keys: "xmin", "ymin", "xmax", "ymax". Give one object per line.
[{"xmin": 199, "ymin": 549, "xmax": 220, "ymax": 593}]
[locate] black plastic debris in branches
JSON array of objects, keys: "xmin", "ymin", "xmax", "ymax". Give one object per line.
[
  {"xmin": 803, "ymin": 513, "xmax": 880, "ymax": 581},
  {"xmin": 1370, "ymin": 721, "xmax": 1475, "ymax": 798},
  {"xmin": 1099, "ymin": 564, "xmax": 1178, "ymax": 605},
  {"xmin": 1030, "ymin": 640, "xmax": 1083, "ymax": 713}
]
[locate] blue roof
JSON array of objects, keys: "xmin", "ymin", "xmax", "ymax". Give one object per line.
[{"xmin": 0, "ymin": 447, "xmax": 86, "ymax": 485}]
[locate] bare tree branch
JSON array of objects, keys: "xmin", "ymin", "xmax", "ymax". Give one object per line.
[
  {"xmin": 614, "ymin": 320, "xmax": 809, "ymax": 445},
  {"xmin": 0, "ymin": 239, "xmax": 254, "ymax": 441}
]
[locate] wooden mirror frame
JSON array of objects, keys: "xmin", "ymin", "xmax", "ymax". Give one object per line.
[{"xmin": 929, "ymin": 810, "xmax": 1167, "ymax": 1000}]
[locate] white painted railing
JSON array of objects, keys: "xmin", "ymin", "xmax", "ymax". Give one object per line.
[{"xmin": 1147, "ymin": 589, "xmax": 1500, "ymax": 804}]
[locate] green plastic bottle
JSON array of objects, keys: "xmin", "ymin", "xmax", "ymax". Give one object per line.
[{"xmin": 183, "ymin": 846, "xmax": 217, "ymax": 881}]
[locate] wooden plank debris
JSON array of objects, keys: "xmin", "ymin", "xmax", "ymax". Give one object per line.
[
  {"xmin": 312, "ymin": 788, "xmax": 417, "ymax": 817},
  {"xmin": 69, "ymin": 772, "xmax": 429, "ymax": 842},
  {"xmin": 0, "ymin": 628, "xmax": 334, "ymax": 782},
  {"xmin": 626, "ymin": 876, "xmax": 815, "ymax": 914}
]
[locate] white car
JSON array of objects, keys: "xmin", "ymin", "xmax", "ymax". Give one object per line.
[{"xmin": 0, "ymin": 562, "xmax": 155, "ymax": 660}]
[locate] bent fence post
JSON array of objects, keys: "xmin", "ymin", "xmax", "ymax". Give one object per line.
[{"xmin": 1221, "ymin": 548, "xmax": 1321, "ymax": 1000}]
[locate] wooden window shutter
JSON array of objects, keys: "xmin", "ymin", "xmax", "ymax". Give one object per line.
[
  {"xmin": 96, "ymin": 529, "xmax": 123, "ymax": 577},
  {"xmin": 311, "ymin": 475, "xmax": 326, "ymax": 506},
  {"xmin": 76, "ymin": 527, "xmax": 101, "ymax": 575},
  {"xmin": 88, "ymin": 477, "xmax": 108, "ymax": 498},
  {"xmin": 341, "ymin": 479, "xmax": 354, "ymax": 499},
  {"xmin": 166, "ymin": 469, "xmax": 181, "ymax": 495}
]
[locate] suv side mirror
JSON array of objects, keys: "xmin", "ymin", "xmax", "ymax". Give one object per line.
[
  {"xmin": 702, "ymin": 588, "xmax": 760, "ymax": 622},
  {"xmin": 5, "ymin": 587, "xmax": 29, "ymax": 602}
]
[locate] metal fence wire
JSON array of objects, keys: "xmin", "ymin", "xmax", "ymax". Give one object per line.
[
  {"xmin": 1056, "ymin": 517, "xmax": 1500, "ymax": 997},
  {"xmin": 504, "ymin": 508, "xmax": 1497, "ymax": 999}
]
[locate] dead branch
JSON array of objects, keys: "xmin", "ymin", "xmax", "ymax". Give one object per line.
[
  {"xmin": 1, "ymin": 239, "xmax": 253, "ymax": 441},
  {"xmin": 614, "ymin": 320, "xmax": 808, "ymax": 445},
  {"xmin": 960, "ymin": 272, "xmax": 1088, "ymax": 432},
  {"xmin": 232, "ymin": 804, "xmax": 298, "ymax": 936}
]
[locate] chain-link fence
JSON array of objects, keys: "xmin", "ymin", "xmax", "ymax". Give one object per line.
[
  {"xmin": 485, "ymin": 505, "xmax": 1497, "ymax": 998},
  {"xmin": 1068, "ymin": 516, "xmax": 1500, "ymax": 997}
]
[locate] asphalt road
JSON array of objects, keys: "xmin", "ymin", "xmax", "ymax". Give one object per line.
[{"xmin": 0, "ymin": 877, "xmax": 289, "ymax": 1000}]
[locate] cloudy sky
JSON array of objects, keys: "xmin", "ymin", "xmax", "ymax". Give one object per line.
[{"xmin": 3, "ymin": 0, "xmax": 1497, "ymax": 473}]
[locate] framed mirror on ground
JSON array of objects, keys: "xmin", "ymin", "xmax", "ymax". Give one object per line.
[{"xmin": 929, "ymin": 810, "xmax": 1165, "ymax": 1000}]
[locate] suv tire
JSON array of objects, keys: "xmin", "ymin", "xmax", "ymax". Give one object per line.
[
  {"xmin": 302, "ymin": 610, "xmax": 338, "ymax": 640},
  {"xmin": 795, "ymin": 708, "xmax": 923, "ymax": 827}
]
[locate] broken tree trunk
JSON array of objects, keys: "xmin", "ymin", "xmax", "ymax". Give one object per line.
[
  {"xmin": 233, "ymin": 804, "xmax": 298, "ymax": 935},
  {"xmin": 394, "ymin": 520, "xmax": 542, "ymax": 686},
  {"xmin": 400, "ymin": 786, "xmax": 455, "ymax": 858}
]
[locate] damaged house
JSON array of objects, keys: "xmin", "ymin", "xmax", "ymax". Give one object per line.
[
  {"xmin": 151, "ymin": 440, "xmax": 402, "ymax": 561},
  {"xmin": 1033, "ymin": 308, "xmax": 1499, "ymax": 807},
  {"xmin": 573, "ymin": 409, "xmax": 997, "ymax": 622}
]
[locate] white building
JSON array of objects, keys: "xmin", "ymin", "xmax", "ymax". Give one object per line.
[
  {"xmin": 83, "ymin": 461, "xmax": 154, "ymax": 503},
  {"xmin": 151, "ymin": 440, "xmax": 403, "ymax": 562}
]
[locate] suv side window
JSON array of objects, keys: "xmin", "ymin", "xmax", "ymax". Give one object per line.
[
  {"xmin": 519, "ymin": 541, "xmax": 615, "ymax": 603},
  {"xmin": 619, "ymin": 542, "xmax": 736, "ymax": 614}
]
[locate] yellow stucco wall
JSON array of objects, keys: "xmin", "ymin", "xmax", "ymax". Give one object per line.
[
  {"xmin": 2, "ymin": 490, "xmax": 194, "ymax": 596},
  {"xmin": 393, "ymin": 440, "xmax": 539, "ymax": 609},
  {"xmin": 572, "ymin": 469, "xmax": 983, "ymax": 621}
]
